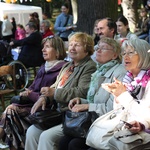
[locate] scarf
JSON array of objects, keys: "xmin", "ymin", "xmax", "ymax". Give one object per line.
[
  {"xmin": 45, "ymin": 60, "xmax": 60, "ymax": 72},
  {"xmin": 123, "ymin": 70, "xmax": 150, "ymax": 100},
  {"xmin": 87, "ymin": 60, "xmax": 119, "ymax": 103}
]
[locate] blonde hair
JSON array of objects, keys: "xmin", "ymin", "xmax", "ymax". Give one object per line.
[
  {"xmin": 69, "ymin": 32, "xmax": 94, "ymax": 56},
  {"xmin": 3, "ymin": 14, "xmax": 8, "ymax": 20}
]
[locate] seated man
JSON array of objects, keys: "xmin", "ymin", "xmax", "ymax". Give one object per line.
[
  {"xmin": 40, "ymin": 20, "xmax": 54, "ymax": 39},
  {"xmin": 10, "ymin": 22, "xmax": 44, "ymax": 68}
]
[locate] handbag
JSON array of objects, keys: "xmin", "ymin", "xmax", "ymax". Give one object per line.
[
  {"xmin": 86, "ymin": 106, "xmax": 127, "ymax": 150},
  {"xmin": 109, "ymin": 129, "xmax": 150, "ymax": 150},
  {"xmin": 28, "ymin": 108, "xmax": 62, "ymax": 130},
  {"xmin": 63, "ymin": 110, "xmax": 98, "ymax": 138},
  {"xmin": 10, "ymin": 95, "xmax": 34, "ymax": 105},
  {"xmin": 2, "ymin": 109, "xmax": 31, "ymax": 149}
]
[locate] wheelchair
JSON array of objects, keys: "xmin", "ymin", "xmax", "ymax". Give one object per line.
[
  {"xmin": 0, "ymin": 40, "xmax": 28, "ymax": 92},
  {"xmin": 0, "ymin": 41, "xmax": 29, "ymax": 110}
]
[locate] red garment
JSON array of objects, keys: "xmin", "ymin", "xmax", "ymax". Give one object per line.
[
  {"xmin": 15, "ymin": 28, "xmax": 26, "ymax": 40},
  {"xmin": 42, "ymin": 29, "xmax": 54, "ymax": 39},
  {"xmin": 118, "ymin": 0, "xmax": 122, "ymax": 5},
  {"xmin": 58, "ymin": 65, "xmax": 75, "ymax": 87}
]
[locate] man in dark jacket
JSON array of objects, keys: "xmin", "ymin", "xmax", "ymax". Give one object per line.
[{"xmin": 10, "ymin": 22, "xmax": 44, "ymax": 68}]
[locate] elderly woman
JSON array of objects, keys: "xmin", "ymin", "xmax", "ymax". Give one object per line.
[
  {"xmin": 101, "ymin": 38, "xmax": 150, "ymax": 150},
  {"xmin": 25, "ymin": 32, "xmax": 97, "ymax": 150},
  {"xmin": 58, "ymin": 37, "xmax": 126, "ymax": 150},
  {"xmin": 0, "ymin": 36, "xmax": 67, "ymax": 150}
]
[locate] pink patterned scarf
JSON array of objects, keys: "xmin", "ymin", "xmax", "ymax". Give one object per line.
[{"xmin": 123, "ymin": 70, "xmax": 150, "ymax": 100}]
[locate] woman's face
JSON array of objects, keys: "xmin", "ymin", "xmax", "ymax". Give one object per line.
[
  {"xmin": 68, "ymin": 40, "xmax": 88, "ymax": 65},
  {"xmin": 96, "ymin": 42, "xmax": 118, "ymax": 64},
  {"xmin": 42, "ymin": 40, "xmax": 58, "ymax": 61},
  {"xmin": 122, "ymin": 45, "xmax": 140, "ymax": 76},
  {"xmin": 116, "ymin": 21, "xmax": 128, "ymax": 35},
  {"xmin": 61, "ymin": 6, "xmax": 69, "ymax": 14}
]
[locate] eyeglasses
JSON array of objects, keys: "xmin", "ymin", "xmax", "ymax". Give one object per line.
[
  {"xmin": 95, "ymin": 46, "xmax": 113, "ymax": 52},
  {"xmin": 121, "ymin": 51, "xmax": 137, "ymax": 57},
  {"xmin": 42, "ymin": 35, "xmax": 55, "ymax": 44}
]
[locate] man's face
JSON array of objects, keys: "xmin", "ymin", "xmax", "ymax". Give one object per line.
[
  {"xmin": 25, "ymin": 25, "xmax": 34, "ymax": 36},
  {"xmin": 40, "ymin": 23, "xmax": 47, "ymax": 33},
  {"xmin": 97, "ymin": 19, "xmax": 114, "ymax": 39}
]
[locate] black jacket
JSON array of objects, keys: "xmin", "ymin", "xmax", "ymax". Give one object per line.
[{"xmin": 14, "ymin": 31, "xmax": 44, "ymax": 68}]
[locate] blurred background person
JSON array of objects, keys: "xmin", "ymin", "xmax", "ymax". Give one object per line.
[
  {"xmin": 40, "ymin": 20, "xmax": 54, "ymax": 39},
  {"xmin": 92, "ymin": 19, "xmax": 100, "ymax": 45},
  {"xmin": 10, "ymin": 22, "xmax": 44, "ymax": 68},
  {"xmin": 15, "ymin": 24, "xmax": 26, "ymax": 40},
  {"xmin": 2, "ymin": 14, "xmax": 13, "ymax": 43},
  {"xmin": 54, "ymin": 3, "xmax": 73, "ymax": 41},
  {"xmin": 10, "ymin": 17, "xmax": 16, "ymax": 40},
  {"xmin": 115, "ymin": 15, "xmax": 138, "ymax": 41},
  {"xmin": 134, "ymin": 8, "xmax": 149, "ymax": 41},
  {"xmin": 42, "ymin": 12, "xmax": 54, "ymax": 32},
  {"xmin": 33, "ymin": 12, "xmax": 40, "ymax": 31}
]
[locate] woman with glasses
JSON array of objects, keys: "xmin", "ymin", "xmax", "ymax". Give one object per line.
[
  {"xmin": 101, "ymin": 38, "xmax": 150, "ymax": 149},
  {"xmin": 58, "ymin": 37, "xmax": 126, "ymax": 150},
  {"xmin": 0, "ymin": 36, "xmax": 67, "ymax": 150}
]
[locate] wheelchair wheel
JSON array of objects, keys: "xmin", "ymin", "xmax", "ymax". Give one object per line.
[{"xmin": 8, "ymin": 60, "xmax": 28, "ymax": 92}]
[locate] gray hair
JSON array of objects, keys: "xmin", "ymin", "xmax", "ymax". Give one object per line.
[
  {"xmin": 121, "ymin": 39, "xmax": 150, "ymax": 70},
  {"xmin": 98, "ymin": 37, "xmax": 122, "ymax": 62},
  {"xmin": 41, "ymin": 20, "xmax": 50, "ymax": 28}
]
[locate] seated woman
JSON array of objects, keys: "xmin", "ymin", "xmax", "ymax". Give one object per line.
[
  {"xmin": 134, "ymin": 8, "xmax": 149, "ymax": 40},
  {"xmin": 25, "ymin": 32, "xmax": 97, "ymax": 150},
  {"xmin": 58, "ymin": 37, "xmax": 126, "ymax": 150},
  {"xmin": 0, "ymin": 36, "xmax": 67, "ymax": 150},
  {"xmin": 115, "ymin": 15, "xmax": 138, "ymax": 42},
  {"xmin": 101, "ymin": 38, "xmax": 150, "ymax": 150}
]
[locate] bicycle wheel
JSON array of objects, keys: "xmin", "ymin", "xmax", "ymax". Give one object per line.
[{"xmin": 8, "ymin": 60, "xmax": 29, "ymax": 92}]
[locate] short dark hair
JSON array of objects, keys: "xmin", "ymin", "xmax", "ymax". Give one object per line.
[
  {"xmin": 103, "ymin": 17, "xmax": 117, "ymax": 35},
  {"xmin": 26, "ymin": 22, "xmax": 37, "ymax": 30}
]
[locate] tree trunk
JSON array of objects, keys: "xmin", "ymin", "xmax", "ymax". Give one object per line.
[
  {"xmin": 121, "ymin": 0, "xmax": 139, "ymax": 32},
  {"xmin": 71, "ymin": 0, "xmax": 78, "ymax": 24},
  {"xmin": 75, "ymin": 0, "xmax": 118, "ymax": 35}
]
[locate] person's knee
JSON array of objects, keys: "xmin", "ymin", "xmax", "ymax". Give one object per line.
[{"xmin": 26, "ymin": 125, "xmax": 42, "ymax": 140}]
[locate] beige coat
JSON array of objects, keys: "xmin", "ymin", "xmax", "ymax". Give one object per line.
[{"xmin": 51, "ymin": 56, "xmax": 96, "ymax": 109}]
